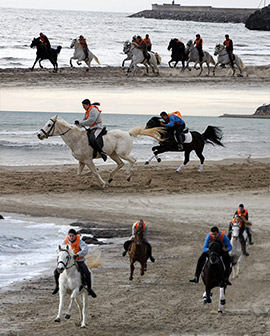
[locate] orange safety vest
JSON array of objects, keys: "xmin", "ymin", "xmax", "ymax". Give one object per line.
[
  {"xmin": 135, "ymin": 221, "xmax": 146, "ymax": 231},
  {"xmin": 85, "ymin": 104, "xmax": 102, "ymax": 127},
  {"xmin": 195, "ymin": 38, "xmax": 203, "ymax": 47},
  {"xmin": 64, "ymin": 235, "xmax": 83, "ymax": 260},
  {"xmin": 143, "ymin": 37, "xmax": 152, "ymax": 46},
  {"xmin": 210, "ymin": 230, "xmax": 225, "ymax": 244},
  {"xmin": 136, "ymin": 39, "xmax": 143, "ymax": 47},
  {"xmin": 224, "ymin": 39, "xmax": 232, "ymax": 48},
  {"xmin": 237, "ymin": 208, "xmax": 248, "ymax": 218},
  {"xmin": 79, "ymin": 38, "xmax": 87, "ymax": 48},
  {"xmin": 168, "ymin": 111, "xmax": 182, "ymax": 119},
  {"xmin": 40, "ymin": 34, "xmax": 47, "ymax": 45},
  {"xmin": 232, "ymin": 217, "xmax": 244, "ymax": 229}
]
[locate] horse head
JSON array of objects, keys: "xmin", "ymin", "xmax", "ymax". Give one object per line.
[
  {"xmin": 167, "ymin": 38, "xmax": 179, "ymax": 51},
  {"xmin": 214, "ymin": 44, "xmax": 223, "ymax": 56},
  {"xmin": 145, "ymin": 116, "xmax": 162, "ymax": 129},
  {"xmin": 70, "ymin": 38, "xmax": 77, "ymax": 49},
  {"xmin": 37, "ymin": 115, "xmax": 58, "ymax": 140},
  {"xmin": 208, "ymin": 241, "xmax": 222, "ymax": 264},
  {"xmin": 30, "ymin": 38, "xmax": 40, "ymax": 49},
  {"xmin": 123, "ymin": 40, "xmax": 131, "ymax": 54},
  {"xmin": 57, "ymin": 244, "xmax": 74, "ymax": 273},
  {"xmin": 231, "ymin": 223, "xmax": 240, "ymax": 239},
  {"xmin": 134, "ymin": 223, "xmax": 144, "ymax": 245},
  {"xmin": 186, "ymin": 39, "xmax": 193, "ymax": 51}
]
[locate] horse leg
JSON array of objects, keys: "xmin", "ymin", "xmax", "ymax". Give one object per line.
[
  {"xmin": 145, "ymin": 153, "xmax": 157, "ymax": 165},
  {"xmin": 65, "ymin": 287, "xmax": 80, "ymax": 319},
  {"xmin": 107, "ymin": 152, "xmax": 124, "ymax": 183},
  {"xmin": 206, "ymin": 62, "xmax": 210, "ymax": 76},
  {"xmin": 198, "ymin": 63, "xmax": 203, "ymax": 76},
  {"xmin": 78, "ymin": 161, "xmax": 85, "ymax": 175},
  {"xmin": 85, "ymin": 160, "xmax": 106, "ymax": 188},
  {"xmin": 212, "ymin": 63, "xmax": 218, "ymax": 76},
  {"xmin": 118, "ymin": 153, "xmax": 136, "ymax": 182},
  {"xmin": 31, "ymin": 57, "xmax": 39, "ymax": 71},
  {"xmin": 218, "ymin": 287, "xmax": 226, "ymax": 313},
  {"xmin": 70, "ymin": 57, "xmax": 74, "ymax": 67},
  {"xmin": 80, "ymin": 292, "xmax": 88, "ymax": 328},
  {"xmin": 75, "ymin": 296, "xmax": 83, "ymax": 322},
  {"xmin": 181, "ymin": 61, "xmax": 185, "ymax": 72},
  {"xmin": 195, "ymin": 149, "xmax": 205, "ymax": 172},
  {"xmin": 140, "ymin": 261, "xmax": 145, "ymax": 276},
  {"xmin": 129, "ymin": 261, "xmax": 135, "ymax": 281},
  {"xmin": 176, "ymin": 150, "xmax": 190, "ymax": 172},
  {"xmin": 39, "ymin": 60, "xmax": 43, "ymax": 69},
  {"xmin": 55, "ymin": 287, "xmax": 66, "ymax": 322}
]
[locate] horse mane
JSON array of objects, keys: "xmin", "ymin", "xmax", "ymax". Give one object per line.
[{"xmin": 85, "ymin": 250, "xmax": 103, "ymax": 269}]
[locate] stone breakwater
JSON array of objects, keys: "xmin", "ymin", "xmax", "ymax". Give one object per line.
[{"xmin": 129, "ymin": 6, "xmax": 256, "ymax": 24}]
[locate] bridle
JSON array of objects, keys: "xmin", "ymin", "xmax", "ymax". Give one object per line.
[
  {"xmin": 39, "ymin": 118, "xmax": 71, "ymax": 138},
  {"xmin": 57, "ymin": 247, "xmax": 76, "ymax": 270}
]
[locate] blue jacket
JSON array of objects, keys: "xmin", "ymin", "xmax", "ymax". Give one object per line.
[
  {"xmin": 203, "ymin": 232, "xmax": 232, "ymax": 253},
  {"xmin": 165, "ymin": 114, "xmax": 185, "ymax": 127}
]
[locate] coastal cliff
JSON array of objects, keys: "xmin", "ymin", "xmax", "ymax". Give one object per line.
[
  {"xmin": 220, "ymin": 104, "xmax": 270, "ymax": 119},
  {"xmin": 129, "ymin": 4, "xmax": 256, "ymax": 24},
  {"xmin": 245, "ymin": 5, "xmax": 270, "ymax": 31}
]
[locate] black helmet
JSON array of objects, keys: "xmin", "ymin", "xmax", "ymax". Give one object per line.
[
  {"xmin": 82, "ymin": 98, "xmax": 91, "ymax": 105},
  {"xmin": 68, "ymin": 228, "xmax": 77, "ymax": 235},
  {"xmin": 79, "ymin": 35, "xmax": 83, "ymax": 39},
  {"xmin": 196, "ymin": 34, "xmax": 200, "ymax": 38}
]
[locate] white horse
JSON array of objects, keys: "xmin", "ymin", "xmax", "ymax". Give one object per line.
[
  {"xmin": 213, "ymin": 44, "xmax": 245, "ymax": 77},
  {"xmin": 122, "ymin": 41, "xmax": 133, "ymax": 67},
  {"xmin": 127, "ymin": 42, "xmax": 161, "ymax": 75},
  {"xmin": 70, "ymin": 38, "xmax": 100, "ymax": 70},
  {"xmin": 229, "ymin": 223, "xmax": 247, "ymax": 278},
  {"xmin": 185, "ymin": 40, "xmax": 215, "ymax": 76},
  {"xmin": 54, "ymin": 244, "xmax": 100, "ymax": 328},
  {"xmin": 37, "ymin": 116, "xmax": 163, "ymax": 188}
]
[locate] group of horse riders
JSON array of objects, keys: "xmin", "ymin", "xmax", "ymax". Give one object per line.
[
  {"xmin": 189, "ymin": 203, "xmax": 253, "ymax": 286},
  {"xmin": 36, "ymin": 31, "xmax": 234, "ymax": 68}
]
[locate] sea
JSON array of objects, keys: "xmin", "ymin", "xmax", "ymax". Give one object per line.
[
  {"xmin": 0, "ymin": 7, "xmax": 270, "ymax": 68},
  {"xmin": 1, "ymin": 7, "xmax": 270, "ymax": 290}
]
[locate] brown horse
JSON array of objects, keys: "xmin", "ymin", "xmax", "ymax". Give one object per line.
[{"xmin": 129, "ymin": 223, "xmax": 149, "ymax": 280}]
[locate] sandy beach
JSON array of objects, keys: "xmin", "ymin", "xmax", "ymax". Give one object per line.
[
  {"xmin": 0, "ymin": 158, "xmax": 270, "ymax": 336},
  {"xmin": 0, "ymin": 64, "xmax": 270, "ymax": 335}
]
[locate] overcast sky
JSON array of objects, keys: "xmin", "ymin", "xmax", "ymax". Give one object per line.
[{"xmin": 0, "ymin": 0, "xmax": 267, "ymax": 12}]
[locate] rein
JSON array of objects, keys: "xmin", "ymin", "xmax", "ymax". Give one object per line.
[
  {"xmin": 39, "ymin": 118, "xmax": 71, "ymax": 138},
  {"xmin": 58, "ymin": 248, "xmax": 76, "ymax": 270}
]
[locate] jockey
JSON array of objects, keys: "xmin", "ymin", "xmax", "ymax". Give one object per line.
[
  {"xmin": 143, "ymin": 34, "xmax": 152, "ymax": 51},
  {"xmin": 39, "ymin": 32, "xmax": 52, "ymax": 58},
  {"xmin": 189, "ymin": 226, "xmax": 232, "ymax": 285},
  {"xmin": 234, "ymin": 203, "xmax": 253, "ymax": 245},
  {"xmin": 74, "ymin": 98, "xmax": 107, "ymax": 161},
  {"xmin": 136, "ymin": 36, "xmax": 150, "ymax": 62},
  {"xmin": 52, "ymin": 229, "xmax": 97, "ymax": 298},
  {"xmin": 194, "ymin": 34, "xmax": 204, "ymax": 62},
  {"xmin": 223, "ymin": 34, "xmax": 234, "ymax": 68},
  {"xmin": 79, "ymin": 35, "xmax": 89, "ymax": 61},
  {"xmin": 132, "ymin": 35, "xmax": 137, "ymax": 42},
  {"xmin": 228, "ymin": 215, "xmax": 249, "ymax": 256},
  {"xmin": 160, "ymin": 111, "xmax": 186, "ymax": 150},
  {"xmin": 122, "ymin": 219, "xmax": 155, "ymax": 263}
]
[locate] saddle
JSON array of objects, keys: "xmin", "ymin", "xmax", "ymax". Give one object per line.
[
  {"xmin": 87, "ymin": 127, "xmax": 107, "ymax": 159},
  {"xmin": 124, "ymin": 239, "xmax": 151, "ymax": 258}
]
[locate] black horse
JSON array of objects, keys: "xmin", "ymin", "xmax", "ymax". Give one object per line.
[
  {"xmin": 168, "ymin": 38, "xmax": 188, "ymax": 69},
  {"xmin": 30, "ymin": 38, "xmax": 62, "ymax": 71},
  {"xmin": 145, "ymin": 116, "xmax": 224, "ymax": 172},
  {"xmin": 201, "ymin": 241, "xmax": 227, "ymax": 312}
]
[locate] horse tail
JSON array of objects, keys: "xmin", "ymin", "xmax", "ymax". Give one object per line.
[
  {"xmin": 86, "ymin": 250, "xmax": 102, "ymax": 269},
  {"xmin": 155, "ymin": 53, "xmax": 161, "ymax": 65},
  {"xmin": 128, "ymin": 126, "xmax": 166, "ymax": 142},
  {"xmin": 202, "ymin": 126, "xmax": 224, "ymax": 147},
  {"xmin": 56, "ymin": 46, "xmax": 62, "ymax": 54},
  {"xmin": 239, "ymin": 58, "xmax": 245, "ymax": 69},
  {"xmin": 210, "ymin": 55, "xmax": 215, "ymax": 65},
  {"xmin": 94, "ymin": 55, "xmax": 101, "ymax": 65}
]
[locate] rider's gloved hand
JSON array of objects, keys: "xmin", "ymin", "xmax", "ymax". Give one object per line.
[
  {"xmin": 74, "ymin": 120, "xmax": 80, "ymax": 125},
  {"xmin": 73, "ymin": 254, "xmax": 79, "ymax": 259}
]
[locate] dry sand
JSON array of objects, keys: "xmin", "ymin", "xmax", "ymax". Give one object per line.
[
  {"xmin": 0, "ymin": 66, "xmax": 270, "ymax": 335},
  {"xmin": 0, "ymin": 158, "xmax": 270, "ymax": 336}
]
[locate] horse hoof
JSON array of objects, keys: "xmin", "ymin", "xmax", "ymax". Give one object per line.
[
  {"xmin": 157, "ymin": 158, "xmax": 161, "ymax": 163},
  {"xmin": 129, "ymin": 277, "xmax": 133, "ymax": 281},
  {"xmin": 218, "ymin": 309, "xmax": 223, "ymax": 313},
  {"xmin": 54, "ymin": 318, "xmax": 61, "ymax": 323},
  {"xmin": 81, "ymin": 325, "xmax": 86, "ymax": 328},
  {"xmin": 108, "ymin": 178, "xmax": 113, "ymax": 183},
  {"xmin": 127, "ymin": 177, "xmax": 131, "ymax": 182},
  {"xmin": 145, "ymin": 161, "xmax": 149, "ymax": 165},
  {"xmin": 65, "ymin": 314, "xmax": 70, "ymax": 319},
  {"xmin": 220, "ymin": 299, "xmax": 226, "ymax": 305}
]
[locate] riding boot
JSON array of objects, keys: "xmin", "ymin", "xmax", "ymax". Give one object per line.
[
  {"xmin": 189, "ymin": 252, "xmax": 206, "ymax": 283},
  {"xmin": 52, "ymin": 268, "xmax": 59, "ymax": 295},
  {"xmin": 122, "ymin": 250, "xmax": 127, "ymax": 257},
  {"xmin": 247, "ymin": 229, "xmax": 254, "ymax": 245},
  {"xmin": 99, "ymin": 151, "xmax": 107, "ymax": 162},
  {"xmin": 241, "ymin": 242, "xmax": 249, "ymax": 256},
  {"xmin": 78, "ymin": 262, "xmax": 97, "ymax": 298}
]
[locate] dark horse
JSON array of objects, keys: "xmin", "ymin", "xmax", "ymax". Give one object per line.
[
  {"xmin": 30, "ymin": 38, "xmax": 62, "ymax": 71},
  {"xmin": 201, "ymin": 241, "xmax": 227, "ymax": 312},
  {"xmin": 168, "ymin": 38, "xmax": 188, "ymax": 69},
  {"xmin": 128, "ymin": 223, "xmax": 149, "ymax": 281},
  {"xmin": 145, "ymin": 116, "xmax": 224, "ymax": 172}
]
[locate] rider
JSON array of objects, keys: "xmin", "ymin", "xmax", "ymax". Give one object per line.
[
  {"xmin": 143, "ymin": 34, "xmax": 152, "ymax": 51},
  {"xmin": 79, "ymin": 35, "xmax": 89, "ymax": 61},
  {"xmin": 74, "ymin": 98, "xmax": 107, "ymax": 162},
  {"xmin": 136, "ymin": 36, "xmax": 150, "ymax": 62},
  {"xmin": 52, "ymin": 228, "xmax": 97, "ymax": 298},
  {"xmin": 160, "ymin": 111, "xmax": 185, "ymax": 150},
  {"xmin": 39, "ymin": 32, "xmax": 52, "ymax": 58},
  {"xmin": 194, "ymin": 34, "xmax": 204, "ymax": 62},
  {"xmin": 234, "ymin": 203, "xmax": 253, "ymax": 245},
  {"xmin": 132, "ymin": 35, "xmax": 137, "ymax": 42},
  {"xmin": 223, "ymin": 34, "xmax": 234, "ymax": 68},
  {"xmin": 228, "ymin": 215, "xmax": 249, "ymax": 256},
  {"xmin": 189, "ymin": 226, "xmax": 232, "ymax": 285},
  {"xmin": 122, "ymin": 219, "xmax": 155, "ymax": 263}
]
